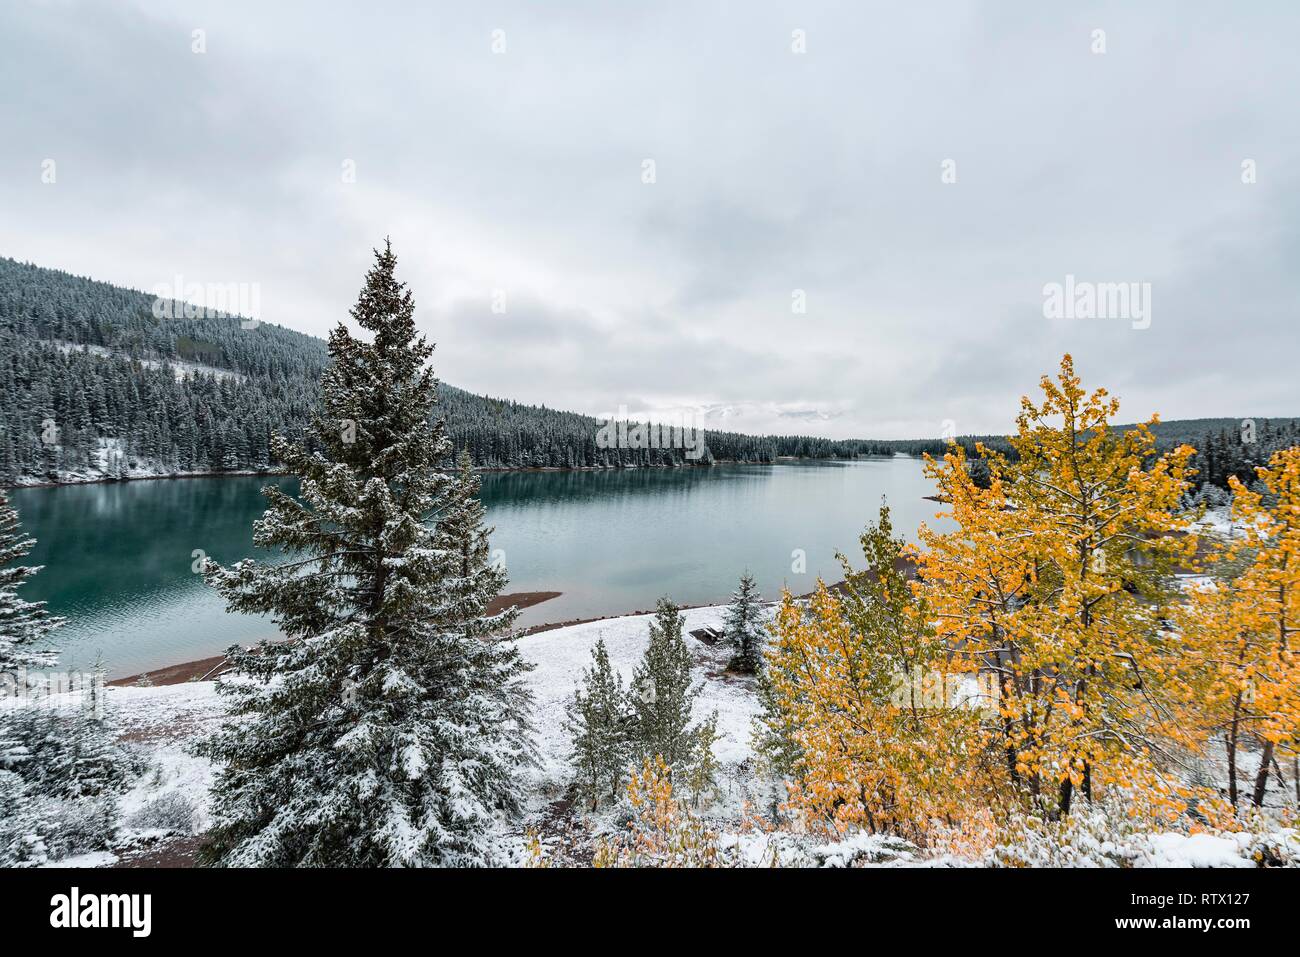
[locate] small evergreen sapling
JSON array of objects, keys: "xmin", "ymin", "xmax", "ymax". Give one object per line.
[
  {"xmin": 0, "ymin": 697, "xmax": 130, "ymax": 801},
  {"xmin": 564, "ymin": 638, "xmax": 630, "ymax": 810},
  {"xmin": 0, "ymin": 770, "xmax": 46, "ymax": 866},
  {"xmin": 630, "ymin": 598, "xmax": 701, "ymax": 775},
  {"xmin": 684, "ymin": 710, "xmax": 721, "ymax": 809},
  {"xmin": 723, "ymin": 571, "xmax": 766, "ymax": 673},
  {"xmin": 751, "ymin": 656, "xmax": 803, "ymax": 780}
]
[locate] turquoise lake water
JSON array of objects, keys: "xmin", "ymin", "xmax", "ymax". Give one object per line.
[{"xmin": 9, "ymin": 458, "xmax": 945, "ymax": 678}]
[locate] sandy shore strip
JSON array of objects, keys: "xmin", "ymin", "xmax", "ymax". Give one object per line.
[
  {"xmin": 109, "ymin": 590, "xmax": 562, "ymax": 687},
  {"xmin": 107, "ymin": 580, "xmax": 866, "ymax": 689}
]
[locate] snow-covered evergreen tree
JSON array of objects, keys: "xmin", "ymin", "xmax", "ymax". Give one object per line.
[
  {"xmin": 3, "ymin": 694, "xmax": 131, "ymax": 799},
  {"xmin": 723, "ymin": 570, "xmax": 766, "ymax": 673},
  {"xmin": 434, "ymin": 450, "xmax": 517, "ymax": 640},
  {"xmin": 0, "ymin": 769, "xmax": 47, "ymax": 866},
  {"xmin": 751, "ymin": 659, "xmax": 803, "ymax": 781},
  {"xmin": 200, "ymin": 242, "xmax": 534, "ymax": 867},
  {"xmin": 0, "ymin": 502, "xmax": 125, "ymax": 865},
  {"xmin": 0, "ymin": 490, "xmax": 61, "ymax": 671},
  {"xmin": 684, "ymin": 710, "xmax": 721, "ymax": 809},
  {"xmin": 630, "ymin": 598, "xmax": 701, "ymax": 774},
  {"xmin": 564, "ymin": 638, "xmax": 630, "ymax": 810}
]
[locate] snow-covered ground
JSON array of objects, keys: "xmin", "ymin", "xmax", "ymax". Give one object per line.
[
  {"xmin": 9, "ymin": 434, "xmax": 272, "ymax": 487},
  {"xmin": 56, "ymin": 602, "xmax": 1294, "ymax": 868},
  {"xmin": 1189, "ymin": 505, "xmax": 1235, "ymax": 539},
  {"xmin": 110, "ymin": 681, "xmax": 223, "ymax": 829},
  {"xmin": 517, "ymin": 604, "xmax": 762, "ymax": 808},
  {"xmin": 92, "ymin": 605, "xmax": 765, "ymax": 865}
]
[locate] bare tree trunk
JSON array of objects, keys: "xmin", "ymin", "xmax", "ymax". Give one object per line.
[
  {"xmin": 1059, "ymin": 777, "xmax": 1073, "ymax": 818},
  {"xmin": 1251, "ymin": 739, "xmax": 1275, "ymax": 808},
  {"xmin": 1252, "ymin": 581, "xmax": 1290, "ymax": 809},
  {"xmin": 1001, "ymin": 670, "xmax": 1018, "ymax": 783},
  {"xmin": 1226, "ymin": 692, "xmax": 1242, "ymax": 807}
]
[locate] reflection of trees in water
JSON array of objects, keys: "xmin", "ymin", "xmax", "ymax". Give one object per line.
[
  {"xmin": 479, "ymin": 465, "xmax": 776, "ymax": 509},
  {"xmin": 9, "ymin": 476, "xmax": 300, "ymax": 606}
]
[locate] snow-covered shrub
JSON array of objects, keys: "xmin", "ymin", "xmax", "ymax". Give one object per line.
[
  {"xmin": 1246, "ymin": 827, "xmax": 1299, "ymax": 866},
  {"xmin": 712, "ymin": 824, "xmax": 917, "ymax": 868},
  {"xmin": 125, "ymin": 791, "xmax": 199, "ymax": 835},
  {"xmin": 806, "ymin": 831, "xmax": 916, "ymax": 867},
  {"xmin": 987, "ymin": 797, "xmax": 1299, "ymax": 868},
  {"xmin": 1, "ymin": 705, "xmax": 136, "ymax": 864},
  {"xmin": 39, "ymin": 795, "xmax": 118, "ymax": 861},
  {"xmin": 989, "ymin": 798, "xmax": 1151, "ymax": 867},
  {"xmin": 593, "ymin": 757, "xmax": 720, "ymax": 867},
  {"xmin": 2, "ymin": 707, "xmax": 133, "ymax": 798},
  {"xmin": 0, "ymin": 774, "xmax": 118, "ymax": 866},
  {"xmin": 0, "ymin": 770, "xmax": 48, "ymax": 867}
]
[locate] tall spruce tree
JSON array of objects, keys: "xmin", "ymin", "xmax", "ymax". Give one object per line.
[
  {"xmin": 0, "ymin": 492, "xmax": 58, "ymax": 867},
  {"xmin": 723, "ymin": 570, "xmax": 766, "ymax": 673},
  {"xmin": 200, "ymin": 242, "xmax": 534, "ymax": 867},
  {"xmin": 564, "ymin": 638, "xmax": 630, "ymax": 810},
  {"xmin": 630, "ymin": 598, "xmax": 701, "ymax": 774},
  {"xmin": 0, "ymin": 491, "xmax": 61, "ymax": 671}
]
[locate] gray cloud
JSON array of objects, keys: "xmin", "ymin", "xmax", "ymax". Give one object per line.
[{"xmin": 1, "ymin": 0, "xmax": 1296, "ymax": 439}]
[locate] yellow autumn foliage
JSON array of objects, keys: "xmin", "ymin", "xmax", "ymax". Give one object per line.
[
  {"xmin": 763, "ymin": 582, "xmax": 1005, "ymax": 843},
  {"xmin": 592, "ymin": 756, "xmax": 719, "ymax": 867},
  {"xmin": 918, "ymin": 354, "xmax": 1197, "ymax": 818},
  {"xmin": 757, "ymin": 355, "xmax": 1280, "ymax": 847},
  {"xmin": 1174, "ymin": 446, "xmax": 1300, "ymax": 808}
]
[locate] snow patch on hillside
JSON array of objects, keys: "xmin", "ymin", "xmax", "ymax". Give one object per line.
[{"xmin": 47, "ymin": 340, "xmax": 245, "ymax": 383}]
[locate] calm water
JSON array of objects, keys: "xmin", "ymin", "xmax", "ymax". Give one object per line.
[{"xmin": 9, "ymin": 459, "xmax": 944, "ymax": 678}]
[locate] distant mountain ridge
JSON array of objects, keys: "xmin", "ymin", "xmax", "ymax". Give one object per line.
[{"xmin": 0, "ymin": 256, "xmax": 1295, "ymax": 489}]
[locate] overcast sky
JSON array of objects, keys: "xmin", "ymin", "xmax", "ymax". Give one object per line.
[{"xmin": 2, "ymin": 1, "xmax": 1297, "ymax": 438}]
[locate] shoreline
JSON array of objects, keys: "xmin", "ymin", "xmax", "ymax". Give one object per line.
[
  {"xmin": 6, "ymin": 468, "xmax": 283, "ymax": 491},
  {"xmin": 4, "ymin": 455, "xmax": 910, "ymax": 492},
  {"xmin": 108, "ymin": 590, "xmax": 563, "ymax": 687},
  {"xmin": 106, "ymin": 584, "xmax": 832, "ymax": 689}
]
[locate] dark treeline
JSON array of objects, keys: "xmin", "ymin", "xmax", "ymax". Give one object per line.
[
  {"xmin": 1, "ymin": 257, "xmax": 1294, "ymax": 488},
  {"xmin": 0, "ymin": 257, "xmax": 888, "ymax": 482},
  {"xmin": 945, "ymin": 419, "xmax": 1300, "ymax": 495},
  {"xmin": 1176, "ymin": 418, "xmax": 1300, "ymax": 494}
]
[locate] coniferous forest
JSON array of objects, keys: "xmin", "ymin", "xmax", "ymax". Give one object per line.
[
  {"xmin": 3, "ymin": 256, "xmax": 1294, "ymax": 489},
  {"xmin": 0, "ymin": 257, "xmax": 902, "ymax": 482}
]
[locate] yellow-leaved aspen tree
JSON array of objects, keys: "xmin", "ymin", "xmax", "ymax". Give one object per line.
[
  {"xmin": 920, "ymin": 355, "xmax": 1196, "ymax": 819},
  {"xmin": 1178, "ymin": 448, "xmax": 1300, "ymax": 809}
]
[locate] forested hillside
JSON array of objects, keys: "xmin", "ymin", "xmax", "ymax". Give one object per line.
[
  {"xmin": 0, "ymin": 257, "xmax": 894, "ymax": 484},
  {"xmin": 1, "ymin": 256, "xmax": 1294, "ymax": 488}
]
